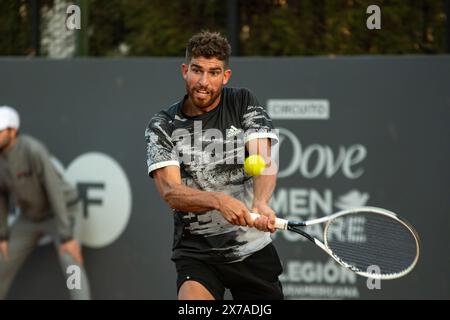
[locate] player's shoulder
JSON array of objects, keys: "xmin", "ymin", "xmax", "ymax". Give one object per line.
[
  {"xmin": 18, "ymin": 134, "xmax": 48, "ymax": 154},
  {"xmin": 152, "ymin": 101, "xmax": 179, "ymax": 122},
  {"xmin": 223, "ymin": 87, "xmax": 261, "ymax": 118},
  {"xmin": 226, "ymin": 87, "xmax": 259, "ymax": 111},
  {"xmin": 15, "ymin": 135, "xmax": 51, "ymax": 164},
  {"xmin": 223, "ymin": 87, "xmax": 260, "ymax": 110},
  {"xmin": 146, "ymin": 100, "xmax": 181, "ymax": 134}
]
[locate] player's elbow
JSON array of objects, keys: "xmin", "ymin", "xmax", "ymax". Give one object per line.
[
  {"xmin": 162, "ymin": 190, "xmax": 174, "ymax": 207},
  {"xmin": 162, "ymin": 186, "xmax": 180, "ymax": 210}
]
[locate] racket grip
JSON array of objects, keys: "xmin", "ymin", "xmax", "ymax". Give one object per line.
[{"xmin": 249, "ymin": 213, "xmax": 288, "ymax": 230}]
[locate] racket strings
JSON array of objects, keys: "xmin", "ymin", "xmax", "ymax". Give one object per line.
[{"xmin": 325, "ymin": 212, "xmax": 418, "ymax": 276}]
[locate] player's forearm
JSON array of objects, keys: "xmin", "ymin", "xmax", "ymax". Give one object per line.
[
  {"xmin": 163, "ymin": 184, "xmax": 222, "ymax": 213},
  {"xmin": 252, "ymin": 170, "xmax": 277, "ymax": 206}
]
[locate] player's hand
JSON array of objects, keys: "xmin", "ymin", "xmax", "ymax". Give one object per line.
[
  {"xmin": 252, "ymin": 202, "xmax": 276, "ymax": 233},
  {"xmin": 0, "ymin": 240, "xmax": 9, "ymax": 261},
  {"xmin": 60, "ymin": 239, "xmax": 83, "ymax": 265},
  {"xmin": 217, "ymin": 193, "xmax": 254, "ymax": 228}
]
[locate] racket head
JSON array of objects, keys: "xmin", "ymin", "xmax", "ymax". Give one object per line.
[{"xmin": 322, "ymin": 207, "xmax": 420, "ymax": 280}]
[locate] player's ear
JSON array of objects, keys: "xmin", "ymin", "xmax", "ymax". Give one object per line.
[
  {"xmin": 222, "ymin": 68, "xmax": 232, "ymax": 85},
  {"xmin": 181, "ymin": 64, "xmax": 188, "ymax": 80}
]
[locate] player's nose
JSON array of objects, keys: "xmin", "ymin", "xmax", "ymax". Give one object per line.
[{"xmin": 198, "ymin": 73, "xmax": 209, "ymax": 87}]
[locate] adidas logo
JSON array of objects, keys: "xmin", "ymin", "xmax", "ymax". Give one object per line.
[{"xmin": 226, "ymin": 125, "xmax": 242, "ymax": 138}]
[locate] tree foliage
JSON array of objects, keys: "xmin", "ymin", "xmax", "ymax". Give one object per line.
[
  {"xmin": 0, "ymin": 0, "xmax": 32, "ymax": 55},
  {"xmin": 238, "ymin": 0, "xmax": 446, "ymax": 55},
  {"xmin": 0, "ymin": 0, "xmax": 447, "ymax": 56}
]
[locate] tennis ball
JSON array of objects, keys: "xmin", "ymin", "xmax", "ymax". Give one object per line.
[{"xmin": 244, "ymin": 155, "xmax": 266, "ymax": 176}]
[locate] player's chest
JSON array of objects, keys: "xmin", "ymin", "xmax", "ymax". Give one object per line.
[
  {"xmin": 172, "ymin": 118, "xmax": 246, "ymax": 169},
  {"xmin": 1, "ymin": 153, "xmax": 35, "ymax": 189}
]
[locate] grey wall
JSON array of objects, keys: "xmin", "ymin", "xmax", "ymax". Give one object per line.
[{"xmin": 0, "ymin": 56, "xmax": 449, "ymax": 299}]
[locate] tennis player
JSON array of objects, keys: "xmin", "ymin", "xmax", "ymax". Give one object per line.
[
  {"xmin": 145, "ymin": 31, "xmax": 283, "ymax": 300},
  {"xmin": 0, "ymin": 106, "xmax": 90, "ymax": 299}
]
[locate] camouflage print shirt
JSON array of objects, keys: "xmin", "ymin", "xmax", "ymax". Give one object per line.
[{"xmin": 145, "ymin": 87, "xmax": 278, "ymax": 263}]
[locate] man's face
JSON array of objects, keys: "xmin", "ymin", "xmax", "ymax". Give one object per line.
[
  {"xmin": 0, "ymin": 128, "xmax": 16, "ymax": 151},
  {"xmin": 181, "ymin": 56, "xmax": 232, "ymax": 111}
]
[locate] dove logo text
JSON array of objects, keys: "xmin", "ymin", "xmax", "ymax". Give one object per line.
[
  {"xmin": 277, "ymin": 128, "xmax": 367, "ymax": 179},
  {"xmin": 270, "ymin": 189, "xmax": 370, "ymax": 218}
]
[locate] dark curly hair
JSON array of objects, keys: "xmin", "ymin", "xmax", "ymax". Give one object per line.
[{"xmin": 185, "ymin": 31, "xmax": 231, "ymax": 68}]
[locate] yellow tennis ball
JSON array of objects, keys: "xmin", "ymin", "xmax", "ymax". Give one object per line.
[{"xmin": 244, "ymin": 155, "xmax": 266, "ymax": 176}]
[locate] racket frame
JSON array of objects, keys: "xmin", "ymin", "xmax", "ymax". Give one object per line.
[{"xmin": 251, "ymin": 206, "xmax": 420, "ymax": 280}]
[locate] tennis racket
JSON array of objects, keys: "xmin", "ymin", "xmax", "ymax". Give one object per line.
[{"xmin": 250, "ymin": 206, "xmax": 420, "ymax": 280}]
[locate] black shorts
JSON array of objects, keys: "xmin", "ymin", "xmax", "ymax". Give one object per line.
[{"xmin": 174, "ymin": 243, "xmax": 284, "ymax": 300}]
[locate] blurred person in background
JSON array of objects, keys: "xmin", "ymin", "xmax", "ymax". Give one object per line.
[{"xmin": 0, "ymin": 105, "xmax": 90, "ymax": 300}]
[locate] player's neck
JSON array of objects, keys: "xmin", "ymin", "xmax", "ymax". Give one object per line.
[{"xmin": 182, "ymin": 95, "xmax": 221, "ymax": 117}]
